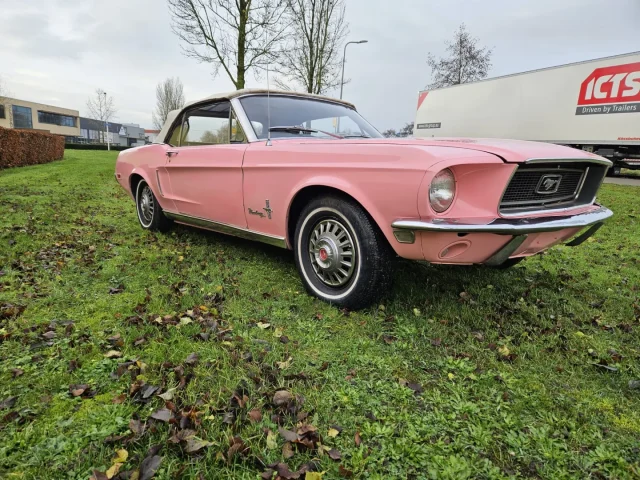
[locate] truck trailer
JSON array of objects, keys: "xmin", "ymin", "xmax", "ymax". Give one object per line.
[{"xmin": 414, "ymin": 52, "xmax": 640, "ymax": 175}]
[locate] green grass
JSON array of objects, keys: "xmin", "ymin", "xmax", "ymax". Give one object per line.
[
  {"xmin": 1, "ymin": 150, "xmax": 639, "ymax": 479},
  {"xmin": 621, "ymin": 168, "xmax": 640, "ymax": 178}
]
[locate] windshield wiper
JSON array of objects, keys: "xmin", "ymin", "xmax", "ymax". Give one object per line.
[
  {"xmin": 341, "ymin": 134, "xmax": 371, "ymax": 138},
  {"xmin": 269, "ymin": 126, "xmax": 343, "ymax": 139}
]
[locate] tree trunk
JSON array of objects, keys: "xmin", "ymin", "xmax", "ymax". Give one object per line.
[{"xmin": 236, "ymin": 0, "xmax": 248, "ymax": 89}]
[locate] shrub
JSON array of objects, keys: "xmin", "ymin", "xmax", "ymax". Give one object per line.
[
  {"xmin": 0, "ymin": 127, "xmax": 65, "ymax": 169},
  {"xmin": 64, "ymin": 143, "xmax": 132, "ymax": 151}
]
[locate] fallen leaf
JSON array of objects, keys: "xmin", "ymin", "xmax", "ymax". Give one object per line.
[
  {"xmin": 431, "ymin": 338, "xmax": 442, "ymax": 347},
  {"xmin": 327, "ymin": 428, "xmax": 340, "ymax": 438},
  {"xmin": 157, "ymin": 388, "xmax": 176, "ymax": 401},
  {"xmin": 257, "ymin": 322, "xmax": 271, "ymax": 329},
  {"xmin": 0, "ymin": 396, "xmax": 17, "ymax": 409},
  {"xmin": 184, "ymin": 352, "xmax": 199, "ymax": 365},
  {"xmin": 282, "ymin": 441, "xmax": 294, "ymax": 459},
  {"xmin": 185, "ymin": 436, "xmax": 214, "ymax": 453},
  {"xmin": 179, "ymin": 317, "xmax": 192, "ymax": 326},
  {"xmin": 273, "ymin": 390, "xmax": 293, "ymax": 406},
  {"xmin": 42, "ymin": 331, "xmax": 56, "ymax": 340},
  {"xmin": 248, "ymin": 408, "xmax": 262, "ymax": 423},
  {"xmin": 266, "ymin": 429, "xmax": 278, "ymax": 449},
  {"xmin": 130, "ymin": 418, "xmax": 146, "ymax": 435},
  {"xmin": 338, "ymin": 465, "xmax": 353, "ymax": 478},
  {"xmin": 273, "ymin": 327, "xmax": 283, "ymax": 338},
  {"xmin": 305, "ymin": 473, "xmax": 324, "ymax": 480},
  {"xmin": 279, "ymin": 426, "xmax": 299, "ymax": 443},
  {"xmin": 354, "ymin": 432, "xmax": 362, "ymax": 446},
  {"xmin": 11, "ymin": 368, "xmax": 24, "ymax": 378},
  {"xmin": 91, "ymin": 470, "xmax": 109, "ymax": 480},
  {"xmin": 150, "ymin": 408, "xmax": 173, "ymax": 422},
  {"xmin": 274, "ymin": 463, "xmax": 300, "ymax": 479},
  {"xmin": 113, "ymin": 449, "xmax": 128, "ymax": 463},
  {"xmin": 112, "ymin": 394, "xmax": 127, "ymax": 404},
  {"xmin": 277, "ymin": 357, "xmax": 293, "ymax": 370},
  {"xmin": 104, "ymin": 350, "xmax": 123, "ymax": 359},
  {"xmin": 327, "ymin": 448, "xmax": 341, "ymax": 461},
  {"xmin": 497, "ymin": 345, "xmax": 510, "ymax": 357},
  {"xmin": 139, "ymin": 453, "xmax": 162, "ymax": 480}
]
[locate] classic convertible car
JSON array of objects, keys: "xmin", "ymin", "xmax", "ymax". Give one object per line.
[{"xmin": 115, "ymin": 89, "xmax": 613, "ymax": 309}]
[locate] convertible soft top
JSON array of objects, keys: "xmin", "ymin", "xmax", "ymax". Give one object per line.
[{"xmin": 154, "ymin": 88, "xmax": 356, "ymax": 144}]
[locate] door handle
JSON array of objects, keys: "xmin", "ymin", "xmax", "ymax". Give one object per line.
[{"xmin": 166, "ymin": 150, "xmax": 179, "ymax": 159}]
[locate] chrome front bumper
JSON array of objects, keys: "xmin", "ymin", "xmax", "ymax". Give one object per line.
[
  {"xmin": 391, "ymin": 206, "xmax": 613, "ymax": 235},
  {"xmin": 391, "ymin": 206, "xmax": 613, "ymax": 266}
]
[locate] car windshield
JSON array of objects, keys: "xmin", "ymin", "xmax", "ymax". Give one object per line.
[{"xmin": 239, "ymin": 95, "xmax": 382, "ymax": 140}]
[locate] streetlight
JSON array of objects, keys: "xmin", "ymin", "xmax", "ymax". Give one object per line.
[
  {"xmin": 102, "ymin": 91, "xmax": 110, "ymax": 151},
  {"xmin": 340, "ymin": 40, "xmax": 368, "ymax": 100}
]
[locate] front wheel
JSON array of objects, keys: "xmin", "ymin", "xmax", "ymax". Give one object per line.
[
  {"xmin": 136, "ymin": 180, "xmax": 172, "ymax": 232},
  {"xmin": 293, "ymin": 196, "xmax": 392, "ymax": 309}
]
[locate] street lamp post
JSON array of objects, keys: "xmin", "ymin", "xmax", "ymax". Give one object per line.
[
  {"xmin": 340, "ymin": 40, "xmax": 368, "ymax": 100},
  {"xmin": 103, "ymin": 91, "xmax": 110, "ymax": 151}
]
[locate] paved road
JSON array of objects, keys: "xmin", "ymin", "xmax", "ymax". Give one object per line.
[{"xmin": 604, "ymin": 176, "xmax": 640, "ymax": 186}]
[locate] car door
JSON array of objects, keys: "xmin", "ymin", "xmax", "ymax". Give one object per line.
[{"xmin": 162, "ymin": 101, "xmax": 248, "ymax": 228}]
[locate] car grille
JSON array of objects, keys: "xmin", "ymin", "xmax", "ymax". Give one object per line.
[{"xmin": 500, "ymin": 165, "xmax": 589, "ymax": 213}]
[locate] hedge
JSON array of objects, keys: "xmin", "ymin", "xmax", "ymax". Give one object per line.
[
  {"xmin": 0, "ymin": 127, "xmax": 65, "ymax": 169},
  {"xmin": 64, "ymin": 143, "xmax": 132, "ymax": 151}
]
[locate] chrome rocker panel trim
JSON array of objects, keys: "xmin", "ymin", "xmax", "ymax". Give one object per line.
[
  {"xmin": 391, "ymin": 206, "xmax": 613, "ymax": 235},
  {"xmin": 163, "ymin": 211, "xmax": 287, "ymax": 248}
]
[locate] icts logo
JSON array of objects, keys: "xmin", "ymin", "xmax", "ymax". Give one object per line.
[{"xmin": 576, "ymin": 62, "xmax": 640, "ymax": 115}]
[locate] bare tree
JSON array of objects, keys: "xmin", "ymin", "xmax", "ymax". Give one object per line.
[
  {"xmin": 168, "ymin": 0, "xmax": 288, "ymax": 89},
  {"xmin": 86, "ymin": 89, "xmax": 117, "ymax": 143},
  {"xmin": 152, "ymin": 77, "xmax": 186, "ymax": 130},
  {"xmin": 426, "ymin": 23, "xmax": 492, "ymax": 89},
  {"xmin": 382, "ymin": 128, "xmax": 397, "ymax": 138},
  {"xmin": 0, "ymin": 76, "xmax": 13, "ymax": 127},
  {"xmin": 277, "ymin": 0, "xmax": 348, "ymax": 94}
]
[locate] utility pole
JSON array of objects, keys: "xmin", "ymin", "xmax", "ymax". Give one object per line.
[
  {"xmin": 103, "ymin": 91, "xmax": 111, "ymax": 151},
  {"xmin": 340, "ymin": 40, "xmax": 368, "ymax": 99}
]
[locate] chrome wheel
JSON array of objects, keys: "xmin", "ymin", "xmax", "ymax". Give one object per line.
[
  {"xmin": 308, "ymin": 218, "xmax": 357, "ymax": 287},
  {"xmin": 138, "ymin": 185, "xmax": 155, "ymax": 226}
]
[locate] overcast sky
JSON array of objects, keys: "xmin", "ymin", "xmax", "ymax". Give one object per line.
[{"xmin": 1, "ymin": 0, "xmax": 638, "ymax": 131}]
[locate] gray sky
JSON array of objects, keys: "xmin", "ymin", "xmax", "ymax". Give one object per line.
[{"xmin": 1, "ymin": 0, "xmax": 638, "ymax": 131}]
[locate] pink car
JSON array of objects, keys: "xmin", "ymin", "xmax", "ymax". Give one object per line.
[{"xmin": 115, "ymin": 89, "xmax": 613, "ymax": 309}]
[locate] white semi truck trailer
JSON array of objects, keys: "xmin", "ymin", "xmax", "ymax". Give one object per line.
[{"xmin": 414, "ymin": 52, "xmax": 640, "ymax": 175}]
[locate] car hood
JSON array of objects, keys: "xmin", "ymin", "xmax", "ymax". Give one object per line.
[{"xmin": 305, "ymin": 137, "xmax": 606, "ymax": 163}]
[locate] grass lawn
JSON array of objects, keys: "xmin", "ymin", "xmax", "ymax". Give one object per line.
[
  {"xmin": 622, "ymin": 169, "xmax": 640, "ymax": 178},
  {"xmin": 1, "ymin": 150, "xmax": 639, "ymax": 479}
]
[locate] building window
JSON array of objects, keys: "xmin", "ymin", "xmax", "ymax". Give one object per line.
[
  {"xmin": 0, "ymin": 104, "xmax": 5, "ymax": 119},
  {"xmin": 37, "ymin": 111, "xmax": 76, "ymax": 127},
  {"xmin": 12, "ymin": 105, "xmax": 33, "ymax": 129}
]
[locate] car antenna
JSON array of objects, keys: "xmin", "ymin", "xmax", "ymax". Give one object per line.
[{"xmin": 266, "ymin": 33, "xmax": 272, "ymax": 147}]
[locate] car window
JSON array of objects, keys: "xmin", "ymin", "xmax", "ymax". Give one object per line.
[
  {"xmin": 167, "ymin": 119, "xmax": 184, "ymax": 146},
  {"xmin": 309, "ymin": 116, "xmax": 364, "ymax": 137},
  {"xmin": 230, "ymin": 110, "xmax": 246, "ymax": 143},
  {"xmin": 181, "ymin": 101, "xmax": 231, "ymax": 146}
]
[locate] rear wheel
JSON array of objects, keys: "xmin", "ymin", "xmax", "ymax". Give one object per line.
[
  {"xmin": 293, "ymin": 195, "xmax": 392, "ymax": 309},
  {"xmin": 136, "ymin": 180, "xmax": 172, "ymax": 232}
]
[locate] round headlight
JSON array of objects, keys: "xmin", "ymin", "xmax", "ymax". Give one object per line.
[{"xmin": 429, "ymin": 168, "xmax": 456, "ymax": 213}]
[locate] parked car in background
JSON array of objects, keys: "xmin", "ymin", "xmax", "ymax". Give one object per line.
[
  {"xmin": 115, "ymin": 89, "xmax": 613, "ymax": 309},
  {"xmin": 414, "ymin": 52, "xmax": 640, "ymax": 176}
]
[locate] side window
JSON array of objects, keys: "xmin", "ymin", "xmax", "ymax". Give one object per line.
[
  {"xmin": 182, "ymin": 101, "xmax": 231, "ymax": 146},
  {"xmin": 230, "ymin": 110, "xmax": 246, "ymax": 143},
  {"xmin": 167, "ymin": 117, "xmax": 184, "ymax": 146}
]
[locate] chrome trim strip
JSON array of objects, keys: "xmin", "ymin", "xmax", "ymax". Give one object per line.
[
  {"xmin": 230, "ymin": 97, "xmax": 258, "ymax": 143},
  {"xmin": 391, "ymin": 206, "xmax": 613, "ymax": 235},
  {"xmin": 524, "ymin": 157, "xmax": 613, "ymax": 167},
  {"xmin": 163, "ymin": 211, "xmax": 287, "ymax": 248},
  {"xmin": 156, "ymin": 170, "xmax": 163, "ymax": 197},
  {"xmin": 485, "ymin": 235, "xmax": 528, "ymax": 266}
]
